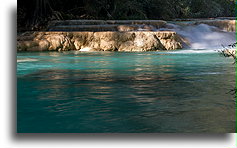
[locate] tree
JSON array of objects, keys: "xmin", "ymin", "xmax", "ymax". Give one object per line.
[
  {"xmin": 17, "ymin": 0, "xmax": 236, "ymax": 31},
  {"xmin": 219, "ymin": 42, "xmax": 236, "ymax": 97}
]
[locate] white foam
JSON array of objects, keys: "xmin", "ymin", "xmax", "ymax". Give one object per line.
[
  {"xmin": 165, "ymin": 49, "xmax": 217, "ymax": 54},
  {"xmin": 167, "ymin": 23, "xmax": 235, "ymax": 49},
  {"xmin": 17, "ymin": 58, "xmax": 38, "ymax": 62},
  {"xmin": 80, "ymin": 47, "xmax": 93, "ymax": 52}
]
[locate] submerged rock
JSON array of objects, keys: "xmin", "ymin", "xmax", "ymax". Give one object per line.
[{"xmin": 17, "ymin": 31, "xmax": 184, "ymax": 52}]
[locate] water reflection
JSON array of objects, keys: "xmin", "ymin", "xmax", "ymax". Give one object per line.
[{"xmin": 17, "ymin": 52, "xmax": 235, "ymax": 133}]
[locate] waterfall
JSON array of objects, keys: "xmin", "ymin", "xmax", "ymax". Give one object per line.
[{"xmin": 162, "ymin": 22, "xmax": 236, "ymax": 50}]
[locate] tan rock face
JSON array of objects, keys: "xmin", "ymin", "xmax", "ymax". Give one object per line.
[
  {"xmin": 17, "ymin": 31, "xmax": 184, "ymax": 52},
  {"xmin": 38, "ymin": 39, "xmax": 50, "ymax": 51},
  {"xmin": 117, "ymin": 25, "xmax": 139, "ymax": 32}
]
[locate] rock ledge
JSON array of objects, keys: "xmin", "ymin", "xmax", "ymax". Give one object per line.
[{"xmin": 17, "ymin": 31, "xmax": 184, "ymax": 52}]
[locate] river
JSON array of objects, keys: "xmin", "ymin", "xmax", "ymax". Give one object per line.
[{"xmin": 17, "ymin": 49, "xmax": 235, "ymax": 132}]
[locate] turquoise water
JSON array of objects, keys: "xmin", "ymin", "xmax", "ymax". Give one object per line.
[{"xmin": 17, "ymin": 50, "xmax": 235, "ymax": 133}]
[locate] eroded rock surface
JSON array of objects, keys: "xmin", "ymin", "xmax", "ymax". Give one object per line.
[{"xmin": 17, "ymin": 31, "xmax": 183, "ymax": 52}]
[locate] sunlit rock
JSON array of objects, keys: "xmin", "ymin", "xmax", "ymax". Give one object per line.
[
  {"xmin": 117, "ymin": 25, "xmax": 139, "ymax": 31},
  {"xmin": 17, "ymin": 31, "xmax": 184, "ymax": 52},
  {"xmin": 38, "ymin": 39, "xmax": 50, "ymax": 51}
]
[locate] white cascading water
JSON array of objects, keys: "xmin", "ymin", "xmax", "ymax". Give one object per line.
[{"xmin": 160, "ymin": 23, "xmax": 235, "ymax": 51}]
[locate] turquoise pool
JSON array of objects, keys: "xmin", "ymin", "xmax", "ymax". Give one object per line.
[{"xmin": 17, "ymin": 50, "xmax": 235, "ymax": 133}]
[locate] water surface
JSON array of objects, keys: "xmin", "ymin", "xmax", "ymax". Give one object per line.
[{"xmin": 17, "ymin": 50, "xmax": 235, "ymax": 133}]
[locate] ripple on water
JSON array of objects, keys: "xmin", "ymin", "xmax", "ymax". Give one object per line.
[{"xmin": 17, "ymin": 51, "xmax": 236, "ymax": 133}]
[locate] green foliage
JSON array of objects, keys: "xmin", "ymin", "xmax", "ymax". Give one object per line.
[{"xmin": 17, "ymin": 0, "xmax": 235, "ymax": 30}]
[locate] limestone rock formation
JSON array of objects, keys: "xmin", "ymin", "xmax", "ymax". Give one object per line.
[{"xmin": 17, "ymin": 31, "xmax": 183, "ymax": 52}]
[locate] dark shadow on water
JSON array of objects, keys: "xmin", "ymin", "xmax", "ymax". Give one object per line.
[{"xmin": 13, "ymin": 8, "xmax": 233, "ymax": 142}]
